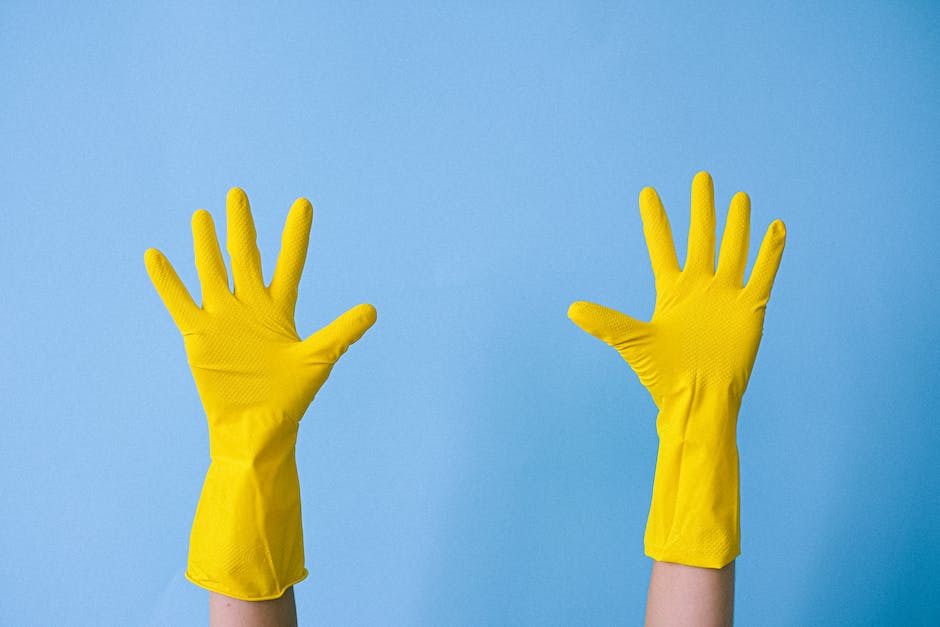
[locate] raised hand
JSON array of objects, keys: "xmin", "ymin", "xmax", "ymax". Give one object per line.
[
  {"xmin": 568, "ymin": 171, "xmax": 785, "ymax": 568},
  {"xmin": 145, "ymin": 188, "xmax": 376, "ymax": 600},
  {"xmin": 145, "ymin": 188, "xmax": 376, "ymax": 420}
]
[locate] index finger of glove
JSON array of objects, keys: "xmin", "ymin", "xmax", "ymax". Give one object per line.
[
  {"xmin": 144, "ymin": 248, "xmax": 201, "ymax": 332},
  {"xmin": 301, "ymin": 303, "xmax": 378, "ymax": 365},
  {"xmin": 226, "ymin": 187, "xmax": 265, "ymax": 299},
  {"xmin": 270, "ymin": 198, "xmax": 313, "ymax": 309},
  {"xmin": 567, "ymin": 301, "xmax": 646, "ymax": 347},
  {"xmin": 639, "ymin": 187, "xmax": 680, "ymax": 283}
]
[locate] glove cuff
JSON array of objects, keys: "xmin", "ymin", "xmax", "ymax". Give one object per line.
[
  {"xmin": 186, "ymin": 408, "xmax": 307, "ymax": 600},
  {"xmin": 644, "ymin": 381, "xmax": 742, "ymax": 569}
]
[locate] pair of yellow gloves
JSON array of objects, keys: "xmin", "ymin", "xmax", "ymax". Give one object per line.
[{"xmin": 145, "ymin": 172, "xmax": 785, "ymax": 600}]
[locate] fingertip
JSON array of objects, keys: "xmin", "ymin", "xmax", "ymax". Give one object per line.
[
  {"xmin": 291, "ymin": 197, "xmax": 313, "ymax": 218},
  {"xmin": 639, "ymin": 186, "xmax": 660, "ymax": 208},
  {"xmin": 764, "ymin": 219, "xmax": 787, "ymax": 252},
  {"xmin": 192, "ymin": 209, "xmax": 214, "ymax": 229},
  {"xmin": 692, "ymin": 170, "xmax": 712, "ymax": 183},
  {"xmin": 727, "ymin": 193, "xmax": 751, "ymax": 228},
  {"xmin": 693, "ymin": 170, "xmax": 713, "ymax": 187},
  {"xmin": 286, "ymin": 198, "xmax": 313, "ymax": 233},
  {"xmin": 356, "ymin": 303, "xmax": 378, "ymax": 328},
  {"xmin": 567, "ymin": 302, "xmax": 607, "ymax": 333},
  {"xmin": 567, "ymin": 301, "xmax": 588, "ymax": 321},
  {"xmin": 731, "ymin": 191, "xmax": 751, "ymax": 207},
  {"xmin": 144, "ymin": 247, "xmax": 165, "ymax": 270},
  {"xmin": 227, "ymin": 187, "xmax": 250, "ymax": 212},
  {"xmin": 192, "ymin": 208, "xmax": 212, "ymax": 220},
  {"xmin": 692, "ymin": 171, "xmax": 715, "ymax": 206}
]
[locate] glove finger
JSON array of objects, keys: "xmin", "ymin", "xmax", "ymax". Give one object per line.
[
  {"xmin": 716, "ymin": 191, "xmax": 751, "ymax": 287},
  {"xmin": 144, "ymin": 248, "xmax": 201, "ymax": 332},
  {"xmin": 567, "ymin": 301, "xmax": 646, "ymax": 347},
  {"xmin": 301, "ymin": 303, "xmax": 377, "ymax": 365},
  {"xmin": 269, "ymin": 198, "xmax": 313, "ymax": 313},
  {"xmin": 226, "ymin": 187, "xmax": 265, "ymax": 300},
  {"xmin": 685, "ymin": 171, "xmax": 717, "ymax": 274},
  {"xmin": 192, "ymin": 209, "xmax": 231, "ymax": 304},
  {"xmin": 745, "ymin": 219, "xmax": 787, "ymax": 303},
  {"xmin": 639, "ymin": 186, "xmax": 680, "ymax": 283}
]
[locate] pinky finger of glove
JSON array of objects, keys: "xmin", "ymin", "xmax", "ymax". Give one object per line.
[
  {"xmin": 144, "ymin": 248, "xmax": 201, "ymax": 333},
  {"xmin": 301, "ymin": 303, "xmax": 378, "ymax": 365},
  {"xmin": 567, "ymin": 301, "xmax": 647, "ymax": 348}
]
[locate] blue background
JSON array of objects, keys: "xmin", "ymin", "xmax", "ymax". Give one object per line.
[{"xmin": 2, "ymin": 2, "xmax": 938, "ymax": 625}]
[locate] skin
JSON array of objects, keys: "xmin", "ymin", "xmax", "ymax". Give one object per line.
[
  {"xmin": 209, "ymin": 588, "xmax": 297, "ymax": 627},
  {"xmin": 646, "ymin": 561, "xmax": 735, "ymax": 626},
  {"xmin": 205, "ymin": 559, "xmax": 734, "ymax": 626},
  {"xmin": 206, "ymin": 563, "xmax": 734, "ymax": 626}
]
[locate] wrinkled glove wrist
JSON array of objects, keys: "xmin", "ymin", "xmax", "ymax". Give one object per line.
[
  {"xmin": 186, "ymin": 408, "xmax": 306, "ymax": 600},
  {"xmin": 645, "ymin": 383, "xmax": 741, "ymax": 568}
]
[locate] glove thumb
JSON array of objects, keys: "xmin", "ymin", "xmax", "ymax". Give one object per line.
[
  {"xmin": 301, "ymin": 303, "xmax": 377, "ymax": 365},
  {"xmin": 568, "ymin": 301, "xmax": 652, "ymax": 365},
  {"xmin": 568, "ymin": 301, "xmax": 644, "ymax": 343}
]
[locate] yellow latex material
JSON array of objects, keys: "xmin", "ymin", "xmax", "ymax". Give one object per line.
[
  {"xmin": 568, "ymin": 172, "xmax": 786, "ymax": 569},
  {"xmin": 145, "ymin": 188, "xmax": 376, "ymax": 600}
]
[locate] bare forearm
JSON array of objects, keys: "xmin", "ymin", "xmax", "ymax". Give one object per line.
[
  {"xmin": 645, "ymin": 560, "xmax": 734, "ymax": 626},
  {"xmin": 209, "ymin": 587, "xmax": 297, "ymax": 627}
]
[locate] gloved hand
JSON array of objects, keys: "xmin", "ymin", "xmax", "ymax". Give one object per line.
[
  {"xmin": 145, "ymin": 188, "xmax": 376, "ymax": 600},
  {"xmin": 568, "ymin": 172, "xmax": 786, "ymax": 568}
]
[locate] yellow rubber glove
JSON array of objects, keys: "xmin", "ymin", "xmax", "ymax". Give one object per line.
[
  {"xmin": 568, "ymin": 172, "xmax": 786, "ymax": 569},
  {"xmin": 145, "ymin": 188, "xmax": 377, "ymax": 600}
]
